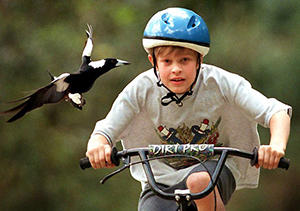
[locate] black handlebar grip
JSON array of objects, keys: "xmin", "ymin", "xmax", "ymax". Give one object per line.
[
  {"xmin": 111, "ymin": 147, "xmax": 120, "ymax": 166},
  {"xmin": 80, "ymin": 157, "xmax": 91, "ymax": 170},
  {"xmin": 278, "ymin": 157, "xmax": 290, "ymax": 170}
]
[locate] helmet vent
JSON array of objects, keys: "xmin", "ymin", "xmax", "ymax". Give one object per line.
[
  {"xmin": 161, "ymin": 13, "xmax": 171, "ymax": 25},
  {"xmin": 187, "ymin": 15, "xmax": 200, "ymax": 29}
]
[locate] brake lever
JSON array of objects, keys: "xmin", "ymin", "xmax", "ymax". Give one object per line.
[{"xmin": 100, "ymin": 156, "xmax": 131, "ymax": 184}]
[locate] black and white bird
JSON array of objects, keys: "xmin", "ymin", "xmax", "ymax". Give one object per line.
[{"xmin": 1, "ymin": 24, "xmax": 130, "ymax": 123}]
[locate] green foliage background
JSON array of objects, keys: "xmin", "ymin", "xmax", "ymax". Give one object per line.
[{"xmin": 0, "ymin": 0, "xmax": 299, "ymax": 210}]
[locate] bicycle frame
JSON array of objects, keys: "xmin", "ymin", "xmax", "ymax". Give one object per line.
[{"xmin": 80, "ymin": 144, "xmax": 290, "ymax": 211}]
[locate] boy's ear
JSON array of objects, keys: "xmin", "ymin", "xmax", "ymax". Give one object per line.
[
  {"xmin": 197, "ymin": 54, "xmax": 203, "ymax": 69},
  {"xmin": 148, "ymin": 54, "xmax": 154, "ymax": 66}
]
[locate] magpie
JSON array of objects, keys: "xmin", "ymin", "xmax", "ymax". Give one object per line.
[{"xmin": 0, "ymin": 24, "xmax": 130, "ymax": 123}]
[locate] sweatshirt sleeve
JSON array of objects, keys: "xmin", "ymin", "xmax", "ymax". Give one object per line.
[
  {"xmin": 91, "ymin": 73, "xmax": 146, "ymax": 146},
  {"xmin": 218, "ymin": 69, "xmax": 292, "ymax": 127}
]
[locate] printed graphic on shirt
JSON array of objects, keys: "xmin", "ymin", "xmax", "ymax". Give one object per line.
[{"xmin": 156, "ymin": 117, "xmax": 222, "ymax": 169}]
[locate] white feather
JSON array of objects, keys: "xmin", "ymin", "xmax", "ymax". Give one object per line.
[
  {"xmin": 53, "ymin": 73, "xmax": 70, "ymax": 92},
  {"xmin": 68, "ymin": 93, "xmax": 82, "ymax": 104},
  {"xmin": 89, "ymin": 59, "xmax": 106, "ymax": 68},
  {"xmin": 82, "ymin": 38, "xmax": 93, "ymax": 57}
]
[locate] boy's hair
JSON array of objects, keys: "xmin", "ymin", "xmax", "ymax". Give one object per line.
[{"xmin": 153, "ymin": 46, "xmax": 200, "ymax": 58}]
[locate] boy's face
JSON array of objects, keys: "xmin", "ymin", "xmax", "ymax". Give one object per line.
[{"xmin": 149, "ymin": 47, "xmax": 200, "ymax": 94}]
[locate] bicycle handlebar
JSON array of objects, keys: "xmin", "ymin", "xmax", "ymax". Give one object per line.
[
  {"xmin": 79, "ymin": 144, "xmax": 290, "ymax": 201},
  {"xmin": 80, "ymin": 144, "xmax": 290, "ymax": 170}
]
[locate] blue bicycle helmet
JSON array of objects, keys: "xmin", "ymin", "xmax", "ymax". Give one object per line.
[{"xmin": 143, "ymin": 7, "xmax": 210, "ymax": 56}]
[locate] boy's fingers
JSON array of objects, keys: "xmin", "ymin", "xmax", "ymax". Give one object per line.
[
  {"xmin": 104, "ymin": 145, "xmax": 113, "ymax": 166},
  {"xmin": 258, "ymin": 145, "xmax": 285, "ymax": 169},
  {"xmin": 99, "ymin": 149, "xmax": 107, "ymax": 168},
  {"xmin": 85, "ymin": 144, "xmax": 113, "ymax": 169},
  {"xmin": 257, "ymin": 146, "xmax": 266, "ymax": 167},
  {"xmin": 263, "ymin": 152, "xmax": 270, "ymax": 169}
]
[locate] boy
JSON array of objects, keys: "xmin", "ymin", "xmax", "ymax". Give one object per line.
[{"xmin": 86, "ymin": 8, "xmax": 291, "ymax": 211}]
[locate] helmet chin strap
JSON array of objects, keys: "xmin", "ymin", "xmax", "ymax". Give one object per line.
[{"xmin": 153, "ymin": 53, "xmax": 201, "ymax": 107}]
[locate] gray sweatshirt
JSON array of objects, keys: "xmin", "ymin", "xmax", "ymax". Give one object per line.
[{"xmin": 92, "ymin": 63, "xmax": 292, "ymax": 190}]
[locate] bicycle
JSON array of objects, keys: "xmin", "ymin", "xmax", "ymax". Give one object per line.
[{"xmin": 80, "ymin": 144, "xmax": 290, "ymax": 211}]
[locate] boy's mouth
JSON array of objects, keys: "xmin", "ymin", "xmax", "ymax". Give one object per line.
[{"xmin": 171, "ymin": 78, "xmax": 184, "ymax": 82}]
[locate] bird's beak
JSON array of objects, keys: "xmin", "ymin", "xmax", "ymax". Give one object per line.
[{"xmin": 116, "ymin": 59, "xmax": 130, "ymax": 67}]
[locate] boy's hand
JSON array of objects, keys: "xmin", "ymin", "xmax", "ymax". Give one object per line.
[
  {"xmin": 257, "ymin": 145, "xmax": 285, "ymax": 169},
  {"xmin": 257, "ymin": 110, "xmax": 290, "ymax": 169},
  {"xmin": 86, "ymin": 135, "xmax": 115, "ymax": 169}
]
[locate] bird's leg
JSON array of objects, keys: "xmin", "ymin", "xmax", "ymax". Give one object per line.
[{"xmin": 67, "ymin": 93, "xmax": 85, "ymax": 110}]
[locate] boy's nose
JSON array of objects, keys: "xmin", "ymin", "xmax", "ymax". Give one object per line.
[{"xmin": 172, "ymin": 66, "xmax": 183, "ymax": 74}]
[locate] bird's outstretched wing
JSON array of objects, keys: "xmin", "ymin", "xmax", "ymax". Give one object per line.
[
  {"xmin": 82, "ymin": 24, "xmax": 93, "ymax": 58},
  {"xmin": 47, "ymin": 69, "xmax": 56, "ymax": 81},
  {"xmin": 0, "ymin": 74, "xmax": 70, "ymax": 123}
]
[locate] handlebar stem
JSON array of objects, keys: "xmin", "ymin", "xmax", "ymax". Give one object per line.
[{"xmin": 139, "ymin": 149, "xmax": 230, "ymax": 200}]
